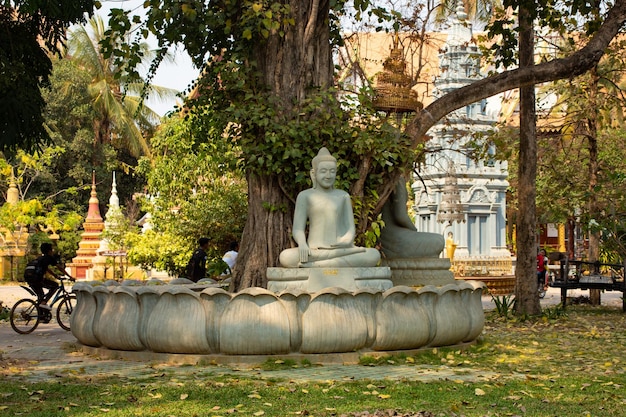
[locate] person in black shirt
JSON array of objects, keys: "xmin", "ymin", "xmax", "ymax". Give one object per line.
[
  {"xmin": 185, "ymin": 237, "xmax": 210, "ymax": 282},
  {"xmin": 24, "ymin": 242, "xmax": 62, "ymax": 308}
]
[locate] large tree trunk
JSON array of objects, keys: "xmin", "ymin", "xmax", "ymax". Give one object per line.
[
  {"xmin": 514, "ymin": 4, "xmax": 541, "ymax": 315},
  {"xmin": 231, "ymin": 0, "xmax": 333, "ymax": 290},
  {"xmin": 587, "ymin": 66, "xmax": 601, "ymax": 305},
  {"xmin": 231, "ymin": 173, "xmax": 293, "ymax": 290}
]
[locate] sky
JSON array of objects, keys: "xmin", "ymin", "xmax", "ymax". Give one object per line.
[{"xmin": 95, "ymin": 0, "xmax": 200, "ymax": 116}]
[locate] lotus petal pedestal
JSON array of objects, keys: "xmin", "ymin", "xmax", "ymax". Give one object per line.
[{"xmin": 71, "ymin": 280, "xmax": 486, "ymax": 359}]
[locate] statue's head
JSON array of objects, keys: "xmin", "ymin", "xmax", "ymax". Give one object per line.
[{"xmin": 310, "ymin": 147, "xmax": 337, "ymax": 188}]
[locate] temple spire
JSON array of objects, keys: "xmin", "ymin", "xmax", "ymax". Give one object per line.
[
  {"xmin": 6, "ymin": 167, "xmax": 19, "ymax": 204},
  {"xmin": 86, "ymin": 170, "xmax": 102, "ymax": 223},
  {"xmin": 109, "ymin": 171, "xmax": 119, "ymax": 208},
  {"xmin": 455, "ymin": 0, "xmax": 467, "ymax": 21}
]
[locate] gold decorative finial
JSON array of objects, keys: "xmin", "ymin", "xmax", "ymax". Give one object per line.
[{"xmin": 372, "ymin": 33, "xmax": 421, "ymax": 114}]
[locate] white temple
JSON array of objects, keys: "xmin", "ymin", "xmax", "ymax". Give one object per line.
[
  {"xmin": 412, "ymin": 3, "xmax": 513, "ymax": 274},
  {"xmin": 90, "ymin": 172, "xmax": 126, "ymax": 280}
]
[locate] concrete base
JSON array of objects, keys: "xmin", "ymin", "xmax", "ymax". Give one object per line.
[
  {"xmin": 266, "ymin": 266, "xmax": 393, "ymax": 292},
  {"xmin": 79, "ymin": 341, "xmax": 476, "ymax": 367},
  {"xmin": 382, "ymin": 258, "xmax": 455, "ymax": 287}
]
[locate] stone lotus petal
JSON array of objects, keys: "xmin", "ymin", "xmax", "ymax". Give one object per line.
[
  {"xmin": 121, "ymin": 279, "xmax": 144, "ymax": 286},
  {"xmin": 219, "ymin": 287, "xmax": 291, "ymax": 355},
  {"xmin": 429, "ymin": 284, "xmax": 472, "ymax": 347},
  {"xmin": 70, "ymin": 283, "xmax": 100, "ymax": 347},
  {"xmin": 145, "ymin": 287, "xmax": 210, "ymax": 354},
  {"xmin": 92, "ymin": 286, "xmax": 143, "ymax": 351},
  {"xmin": 301, "ymin": 287, "xmax": 369, "ymax": 354},
  {"xmin": 90, "ymin": 286, "xmax": 111, "ymax": 347},
  {"xmin": 353, "ymin": 288, "xmax": 382, "ymax": 348},
  {"xmin": 277, "ymin": 289, "xmax": 311, "ymax": 353},
  {"xmin": 145, "ymin": 278, "xmax": 166, "ymax": 286},
  {"xmin": 461, "ymin": 280, "xmax": 487, "ymax": 342},
  {"xmin": 199, "ymin": 287, "xmax": 232, "ymax": 353},
  {"xmin": 169, "ymin": 277, "xmax": 195, "ymax": 285},
  {"xmin": 135, "ymin": 286, "xmax": 168, "ymax": 351},
  {"xmin": 373, "ymin": 285, "xmax": 434, "ymax": 351}
]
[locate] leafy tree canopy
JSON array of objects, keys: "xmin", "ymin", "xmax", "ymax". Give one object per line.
[
  {"xmin": 0, "ymin": 149, "xmax": 84, "ymax": 261},
  {"xmin": 0, "ymin": 0, "xmax": 98, "ymax": 154},
  {"xmin": 126, "ymin": 113, "xmax": 247, "ymax": 276}
]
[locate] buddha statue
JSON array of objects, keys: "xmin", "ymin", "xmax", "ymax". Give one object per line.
[
  {"xmin": 446, "ymin": 232, "xmax": 457, "ymax": 260},
  {"xmin": 279, "ymin": 147, "xmax": 381, "ymax": 268},
  {"xmin": 379, "ymin": 178, "xmax": 445, "ymax": 259}
]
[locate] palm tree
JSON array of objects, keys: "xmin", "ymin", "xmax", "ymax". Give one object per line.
[{"xmin": 65, "ymin": 16, "xmax": 177, "ymax": 159}]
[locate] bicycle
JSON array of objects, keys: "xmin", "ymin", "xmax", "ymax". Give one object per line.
[{"xmin": 9, "ymin": 274, "xmax": 76, "ymax": 334}]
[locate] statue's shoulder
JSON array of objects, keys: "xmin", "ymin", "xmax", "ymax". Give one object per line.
[
  {"xmin": 297, "ymin": 188, "xmax": 315, "ymax": 198},
  {"xmin": 333, "ymin": 188, "xmax": 351, "ymax": 198}
]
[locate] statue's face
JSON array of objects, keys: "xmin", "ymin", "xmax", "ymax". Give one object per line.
[{"xmin": 315, "ymin": 161, "xmax": 337, "ymax": 189}]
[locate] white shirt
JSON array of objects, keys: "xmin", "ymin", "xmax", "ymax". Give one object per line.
[{"xmin": 222, "ymin": 250, "xmax": 238, "ymax": 271}]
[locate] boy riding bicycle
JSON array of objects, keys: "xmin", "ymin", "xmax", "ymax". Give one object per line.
[{"xmin": 24, "ymin": 243, "xmax": 63, "ymax": 310}]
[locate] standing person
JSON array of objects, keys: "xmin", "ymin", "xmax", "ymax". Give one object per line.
[
  {"xmin": 537, "ymin": 248, "xmax": 549, "ymax": 290},
  {"xmin": 222, "ymin": 241, "xmax": 239, "ymax": 274},
  {"xmin": 24, "ymin": 242, "xmax": 62, "ymax": 309},
  {"xmin": 185, "ymin": 237, "xmax": 209, "ymax": 283}
]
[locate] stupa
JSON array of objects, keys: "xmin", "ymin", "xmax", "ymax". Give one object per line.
[
  {"xmin": 91, "ymin": 172, "xmax": 125, "ymax": 280},
  {"xmin": 67, "ymin": 172, "xmax": 104, "ymax": 279}
]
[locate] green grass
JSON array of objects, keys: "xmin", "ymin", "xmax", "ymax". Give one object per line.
[{"xmin": 1, "ymin": 305, "xmax": 626, "ymax": 416}]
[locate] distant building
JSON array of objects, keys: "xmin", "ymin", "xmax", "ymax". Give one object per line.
[
  {"xmin": 412, "ymin": 4, "xmax": 512, "ymax": 271},
  {"xmin": 338, "ymin": 5, "xmax": 513, "ymax": 275}
]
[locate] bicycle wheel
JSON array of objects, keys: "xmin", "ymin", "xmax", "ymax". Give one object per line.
[
  {"xmin": 10, "ymin": 298, "xmax": 41, "ymax": 334},
  {"xmin": 56, "ymin": 294, "xmax": 76, "ymax": 331}
]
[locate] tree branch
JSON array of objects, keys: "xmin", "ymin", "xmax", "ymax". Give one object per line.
[
  {"xmin": 303, "ymin": 0, "xmax": 320, "ymax": 48},
  {"xmin": 405, "ymin": 0, "xmax": 626, "ymax": 146}
]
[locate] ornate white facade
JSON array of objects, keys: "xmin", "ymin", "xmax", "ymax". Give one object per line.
[{"xmin": 412, "ymin": 5, "xmax": 512, "ymax": 263}]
